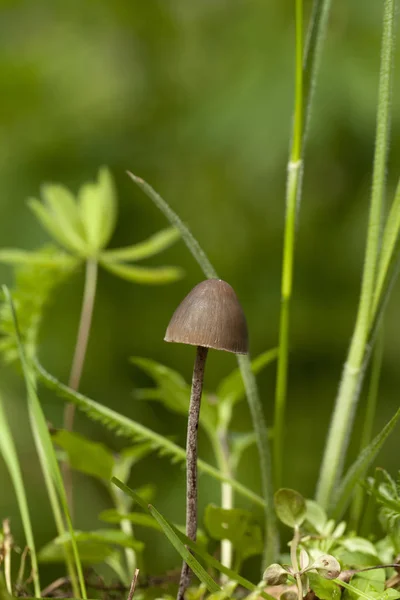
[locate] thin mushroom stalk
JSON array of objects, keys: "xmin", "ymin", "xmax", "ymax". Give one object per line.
[
  {"xmin": 179, "ymin": 345, "xmax": 208, "ymax": 599},
  {"xmin": 164, "ymin": 279, "xmax": 248, "ymax": 600}
]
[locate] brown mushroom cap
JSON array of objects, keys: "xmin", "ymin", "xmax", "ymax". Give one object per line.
[{"xmin": 164, "ymin": 279, "xmax": 248, "ymax": 354}]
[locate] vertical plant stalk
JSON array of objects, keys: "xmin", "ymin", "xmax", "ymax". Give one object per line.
[
  {"xmin": 211, "ymin": 429, "xmax": 234, "ymax": 580},
  {"xmin": 0, "ymin": 394, "xmax": 41, "ymax": 596},
  {"xmin": 274, "ymin": 0, "xmax": 304, "ymax": 488},
  {"xmin": 316, "ymin": 0, "xmax": 395, "ymax": 509},
  {"xmin": 112, "ymin": 488, "xmax": 137, "ymax": 577},
  {"xmin": 350, "ymin": 327, "xmax": 384, "ymax": 527},
  {"xmin": 177, "ymin": 346, "xmax": 208, "ymax": 600},
  {"xmin": 128, "ymin": 172, "xmax": 279, "ymax": 565},
  {"xmin": 274, "ymin": 0, "xmax": 333, "ymax": 488},
  {"xmin": 63, "ymin": 259, "xmax": 98, "ymax": 509},
  {"xmin": 290, "ymin": 525, "xmax": 303, "ymax": 600}
]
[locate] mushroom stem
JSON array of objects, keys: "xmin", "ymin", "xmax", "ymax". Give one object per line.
[{"xmin": 177, "ymin": 345, "xmax": 208, "ymax": 600}]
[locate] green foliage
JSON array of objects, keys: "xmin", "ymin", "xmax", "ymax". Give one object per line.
[
  {"xmin": 204, "ymin": 505, "xmax": 263, "ymax": 567},
  {"xmin": 274, "ymin": 488, "xmax": 306, "ymax": 528},
  {"xmin": 0, "ymin": 245, "xmax": 76, "ymax": 363},
  {"xmin": 365, "ymin": 469, "xmax": 400, "ymax": 553}
]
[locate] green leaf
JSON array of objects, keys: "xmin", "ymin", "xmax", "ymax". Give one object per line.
[
  {"xmin": 308, "ymin": 573, "xmax": 341, "ymax": 600},
  {"xmin": 0, "ymin": 393, "xmax": 41, "ymax": 596},
  {"xmin": 28, "ymin": 198, "xmax": 85, "ymax": 255},
  {"xmin": 305, "ymin": 499, "xmax": 328, "ymax": 533},
  {"xmin": 4, "ymin": 288, "xmax": 87, "ymax": 599},
  {"xmin": 311, "ymin": 554, "xmax": 341, "ymax": 579},
  {"xmin": 101, "ymin": 227, "xmax": 180, "ymax": 262},
  {"xmin": 130, "ymin": 357, "xmax": 217, "ymax": 435},
  {"xmin": 274, "ymin": 488, "xmax": 306, "ymax": 527},
  {"xmin": 331, "ymin": 407, "xmax": 400, "ymax": 519},
  {"xmin": 341, "ymin": 569, "xmax": 389, "ymax": 600},
  {"xmin": 101, "ymin": 260, "xmax": 184, "ymax": 284},
  {"xmin": 0, "ymin": 249, "xmax": 76, "ymax": 267},
  {"xmin": 39, "ymin": 538, "xmax": 113, "ymax": 564},
  {"xmin": 79, "ymin": 167, "xmax": 117, "ymax": 252},
  {"xmin": 36, "ymin": 361, "xmax": 265, "ymax": 508},
  {"xmin": 52, "ymin": 429, "xmax": 114, "ymax": 482},
  {"xmin": 216, "ymin": 348, "xmax": 278, "ymax": 408},
  {"xmin": 262, "ymin": 563, "xmax": 289, "ymax": 586},
  {"xmin": 0, "ymin": 246, "xmax": 76, "ymax": 364},
  {"xmin": 204, "ymin": 504, "xmax": 263, "ymax": 560},
  {"xmin": 42, "ymin": 184, "xmax": 86, "ymax": 244}
]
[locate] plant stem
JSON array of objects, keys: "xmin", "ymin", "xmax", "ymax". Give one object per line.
[
  {"xmin": 273, "ymin": 0, "xmax": 303, "ymax": 489},
  {"xmin": 316, "ymin": 0, "xmax": 395, "ymax": 509},
  {"xmin": 350, "ymin": 327, "xmax": 384, "ymax": 527},
  {"xmin": 177, "ymin": 346, "xmax": 208, "ymax": 600},
  {"xmin": 63, "ymin": 259, "xmax": 98, "ymax": 509},
  {"xmin": 111, "ymin": 486, "xmax": 137, "ymax": 579},
  {"xmin": 211, "ymin": 429, "xmax": 234, "ymax": 581},
  {"xmin": 290, "ymin": 525, "xmax": 303, "ymax": 600}
]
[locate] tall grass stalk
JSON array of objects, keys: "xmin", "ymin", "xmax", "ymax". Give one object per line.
[
  {"xmin": 127, "ymin": 172, "xmax": 278, "ymax": 566},
  {"xmin": 316, "ymin": 0, "xmax": 396, "ymax": 509},
  {"xmin": 0, "ymin": 394, "xmax": 41, "ymax": 596},
  {"xmin": 4, "ymin": 287, "xmax": 88, "ymax": 599},
  {"xmin": 274, "ymin": 0, "xmax": 333, "ymax": 487},
  {"xmin": 350, "ymin": 327, "xmax": 384, "ymax": 527}
]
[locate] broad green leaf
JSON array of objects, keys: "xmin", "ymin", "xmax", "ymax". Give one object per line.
[
  {"xmin": 340, "ymin": 577, "xmax": 400, "ymax": 600},
  {"xmin": 101, "ymin": 260, "xmax": 184, "ymax": 284},
  {"xmin": 340, "ymin": 538, "xmax": 378, "ymax": 558},
  {"xmin": 130, "ymin": 357, "xmax": 217, "ymax": 435},
  {"xmin": 0, "ymin": 249, "xmax": 76, "ymax": 267},
  {"xmin": 28, "ymin": 198, "xmax": 85, "ymax": 254},
  {"xmin": 57, "ymin": 529, "xmax": 144, "ymax": 550},
  {"xmin": 52, "ymin": 429, "xmax": 114, "ymax": 481},
  {"xmin": 0, "ymin": 393, "xmax": 41, "ymax": 596},
  {"xmin": 4, "ymin": 288, "xmax": 87, "ymax": 599},
  {"xmin": 308, "ymin": 573, "xmax": 341, "ymax": 600},
  {"xmin": 341, "ymin": 569, "xmax": 390, "ymax": 600},
  {"xmin": 79, "ymin": 167, "xmax": 117, "ymax": 252},
  {"xmin": 39, "ymin": 538, "xmax": 114, "ymax": 564},
  {"xmin": 36, "ymin": 361, "xmax": 265, "ymax": 508},
  {"xmin": 112, "ymin": 478, "xmax": 276, "ymax": 600},
  {"xmin": 305, "ymin": 499, "xmax": 328, "ymax": 533},
  {"xmin": 331, "ymin": 407, "xmax": 400, "ymax": 519},
  {"xmin": 101, "ymin": 227, "xmax": 180, "ymax": 262},
  {"xmin": 216, "ymin": 348, "xmax": 278, "ymax": 408},
  {"xmin": 204, "ymin": 504, "xmax": 263, "ymax": 560},
  {"xmin": 274, "ymin": 488, "xmax": 306, "ymax": 527}
]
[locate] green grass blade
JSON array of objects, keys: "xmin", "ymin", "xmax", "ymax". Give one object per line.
[
  {"xmin": 316, "ymin": 0, "xmax": 397, "ymax": 509},
  {"xmin": 331, "ymin": 406, "xmax": 400, "ymax": 520},
  {"xmin": 111, "ymin": 477, "xmax": 219, "ymax": 593},
  {"xmin": 100, "ymin": 261, "xmax": 184, "ymax": 284},
  {"xmin": 111, "ymin": 478, "xmax": 276, "ymax": 600},
  {"xmin": 148, "ymin": 505, "xmax": 220, "ymax": 593},
  {"xmin": 3, "ymin": 287, "xmax": 87, "ymax": 600},
  {"xmin": 35, "ymin": 361, "xmax": 265, "ymax": 508},
  {"xmin": 127, "ymin": 171, "xmax": 278, "ymax": 565},
  {"xmin": 0, "ymin": 394, "xmax": 41, "ymax": 596}
]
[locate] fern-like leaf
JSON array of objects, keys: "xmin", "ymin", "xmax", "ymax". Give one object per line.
[
  {"xmin": 0, "ymin": 246, "xmax": 77, "ymax": 363},
  {"xmin": 36, "ymin": 361, "xmax": 265, "ymax": 508}
]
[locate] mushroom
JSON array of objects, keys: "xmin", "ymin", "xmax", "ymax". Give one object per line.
[{"xmin": 164, "ymin": 279, "xmax": 248, "ymax": 599}]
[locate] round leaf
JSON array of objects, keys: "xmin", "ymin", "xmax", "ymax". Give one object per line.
[{"xmin": 274, "ymin": 488, "xmax": 307, "ymax": 528}]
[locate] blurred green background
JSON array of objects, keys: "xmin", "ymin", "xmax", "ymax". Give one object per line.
[{"xmin": 0, "ymin": 0, "xmax": 400, "ymax": 582}]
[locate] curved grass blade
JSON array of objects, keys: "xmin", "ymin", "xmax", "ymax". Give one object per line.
[
  {"xmin": 100, "ymin": 261, "xmax": 184, "ymax": 284},
  {"xmin": 0, "ymin": 394, "xmax": 41, "ymax": 596},
  {"xmin": 111, "ymin": 478, "xmax": 276, "ymax": 600},
  {"xmin": 35, "ymin": 361, "xmax": 265, "ymax": 508},
  {"xmin": 3, "ymin": 287, "xmax": 87, "ymax": 599},
  {"xmin": 127, "ymin": 171, "xmax": 278, "ymax": 565},
  {"xmin": 331, "ymin": 406, "xmax": 400, "ymax": 520}
]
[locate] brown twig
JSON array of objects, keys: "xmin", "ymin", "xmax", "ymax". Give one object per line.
[{"xmin": 127, "ymin": 569, "xmax": 140, "ymax": 600}]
